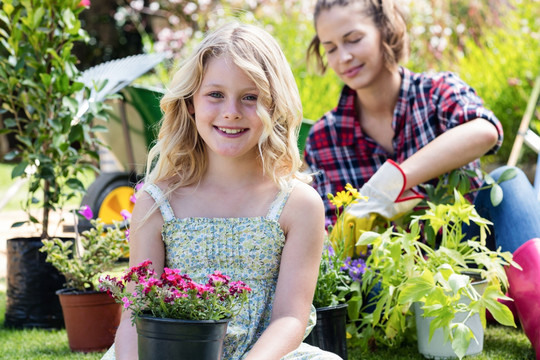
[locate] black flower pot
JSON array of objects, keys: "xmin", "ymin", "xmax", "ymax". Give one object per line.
[
  {"xmin": 136, "ymin": 315, "xmax": 229, "ymax": 360},
  {"xmin": 4, "ymin": 237, "xmax": 65, "ymax": 329},
  {"xmin": 305, "ymin": 303, "xmax": 348, "ymax": 359}
]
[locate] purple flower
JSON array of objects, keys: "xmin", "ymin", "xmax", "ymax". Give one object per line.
[
  {"xmin": 78, "ymin": 205, "xmax": 93, "ymax": 220},
  {"xmin": 341, "ymin": 257, "xmax": 367, "ymax": 283}
]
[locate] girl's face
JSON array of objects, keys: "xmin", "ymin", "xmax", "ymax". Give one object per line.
[
  {"xmin": 191, "ymin": 55, "xmax": 264, "ymax": 161},
  {"xmin": 316, "ymin": 2, "xmax": 388, "ymax": 90}
]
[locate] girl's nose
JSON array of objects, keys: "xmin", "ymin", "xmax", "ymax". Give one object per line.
[{"xmin": 223, "ymin": 100, "xmax": 241, "ymax": 120}]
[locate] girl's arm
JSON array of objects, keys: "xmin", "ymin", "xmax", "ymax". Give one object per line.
[
  {"xmin": 244, "ymin": 183, "xmax": 326, "ymax": 360},
  {"xmin": 114, "ymin": 191, "xmax": 165, "ymax": 360},
  {"xmin": 400, "ymin": 118, "xmax": 499, "ymax": 190}
]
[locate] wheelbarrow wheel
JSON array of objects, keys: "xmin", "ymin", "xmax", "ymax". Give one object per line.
[{"xmin": 78, "ymin": 171, "xmax": 138, "ymax": 233}]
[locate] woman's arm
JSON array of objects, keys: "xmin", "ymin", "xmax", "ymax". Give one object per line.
[
  {"xmin": 244, "ymin": 183, "xmax": 326, "ymax": 360},
  {"xmin": 400, "ymin": 118, "xmax": 499, "ymax": 190},
  {"xmin": 114, "ymin": 191, "xmax": 165, "ymax": 360}
]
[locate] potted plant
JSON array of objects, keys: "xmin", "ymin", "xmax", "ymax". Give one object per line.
[
  {"xmin": 0, "ymin": 0, "xmax": 110, "ymax": 328},
  {"xmin": 305, "ymin": 240, "xmax": 352, "ymax": 359},
  {"xmin": 304, "ymin": 185, "xmax": 370, "ymax": 358},
  {"xmin": 99, "ymin": 260, "xmax": 252, "ymax": 360},
  {"xmin": 357, "ymin": 189, "xmax": 519, "ymax": 359},
  {"xmin": 40, "ymin": 207, "xmax": 129, "ymax": 352}
]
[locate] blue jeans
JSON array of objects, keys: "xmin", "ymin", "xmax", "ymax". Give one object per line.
[{"xmin": 471, "ymin": 166, "xmax": 540, "ymax": 253}]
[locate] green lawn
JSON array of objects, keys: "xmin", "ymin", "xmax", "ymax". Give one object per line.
[{"xmin": 0, "ymin": 281, "xmax": 535, "ymax": 360}]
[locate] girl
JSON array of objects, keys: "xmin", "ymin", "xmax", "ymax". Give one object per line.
[
  {"xmin": 304, "ymin": 1, "xmax": 540, "ymax": 356},
  {"xmin": 103, "ymin": 22, "xmax": 341, "ymax": 360}
]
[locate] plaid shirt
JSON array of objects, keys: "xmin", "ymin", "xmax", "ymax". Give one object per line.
[{"xmin": 304, "ymin": 67, "xmax": 503, "ymax": 222}]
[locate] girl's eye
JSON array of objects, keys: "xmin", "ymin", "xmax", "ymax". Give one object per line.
[
  {"xmin": 243, "ymin": 94, "xmax": 258, "ymax": 101},
  {"xmin": 208, "ymin": 92, "xmax": 223, "ymax": 98},
  {"xmin": 348, "ymin": 37, "xmax": 362, "ymax": 44}
]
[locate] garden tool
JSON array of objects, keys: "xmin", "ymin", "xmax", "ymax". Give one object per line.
[
  {"xmin": 73, "ymin": 53, "xmax": 167, "ymax": 123},
  {"xmin": 332, "ymin": 160, "xmax": 423, "ymax": 257},
  {"xmin": 505, "ymin": 238, "xmax": 540, "ymax": 360}
]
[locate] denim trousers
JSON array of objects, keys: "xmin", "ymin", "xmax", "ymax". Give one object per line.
[{"xmin": 470, "ymin": 166, "xmax": 540, "ymax": 253}]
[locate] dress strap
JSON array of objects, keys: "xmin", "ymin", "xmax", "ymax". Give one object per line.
[
  {"xmin": 145, "ymin": 183, "xmax": 175, "ymax": 222},
  {"xmin": 266, "ymin": 180, "xmax": 298, "ymax": 221}
]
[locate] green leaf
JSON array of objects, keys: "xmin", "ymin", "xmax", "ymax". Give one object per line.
[
  {"xmin": 448, "ymin": 273, "xmax": 470, "ymax": 296},
  {"xmin": 66, "ymin": 178, "xmax": 85, "ymax": 192},
  {"xmin": 452, "ymin": 323, "xmax": 474, "ymax": 360},
  {"xmin": 33, "ymin": 7, "xmax": 45, "ymax": 29},
  {"xmin": 481, "ymin": 285, "xmax": 516, "ymax": 327},
  {"xmin": 68, "ymin": 124, "xmax": 83, "ymax": 143},
  {"xmin": 3, "ymin": 118, "xmax": 17, "ymax": 128},
  {"xmin": 2, "ymin": 3, "xmax": 14, "ymax": 17},
  {"xmin": 497, "ymin": 168, "xmax": 517, "ymax": 183},
  {"xmin": 11, "ymin": 160, "xmax": 28, "ymax": 178},
  {"xmin": 356, "ymin": 231, "xmax": 380, "ymax": 246},
  {"xmin": 12, "ymin": 221, "xmax": 27, "ymax": 228},
  {"xmin": 3, "ymin": 150, "xmax": 18, "ymax": 161},
  {"xmin": 490, "ymin": 184, "xmax": 503, "ymax": 207},
  {"xmin": 399, "ymin": 271, "xmax": 435, "ymax": 304}
]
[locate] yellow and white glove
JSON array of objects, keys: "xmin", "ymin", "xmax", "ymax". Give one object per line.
[{"xmin": 330, "ymin": 160, "xmax": 424, "ymax": 257}]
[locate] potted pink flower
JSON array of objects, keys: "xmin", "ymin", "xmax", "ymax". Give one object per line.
[{"xmin": 99, "ymin": 260, "xmax": 252, "ymax": 360}]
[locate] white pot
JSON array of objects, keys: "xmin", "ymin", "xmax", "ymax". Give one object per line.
[{"xmin": 414, "ymin": 279, "xmax": 487, "ymax": 359}]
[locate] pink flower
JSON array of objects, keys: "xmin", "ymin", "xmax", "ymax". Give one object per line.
[
  {"xmin": 120, "ymin": 209, "xmax": 132, "ymax": 220},
  {"xmin": 121, "ymin": 296, "xmax": 132, "ymax": 309},
  {"xmin": 130, "ymin": 182, "xmax": 144, "ymax": 204},
  {"xmin": 229, "ymin": 281, "xmax": 252, "ymax": 296},
  {"xmin": 79, "ymin": 0, "xmax": 90, "ymax": 7},
  {"xmin": 78, "ymin": 205, "xmax": 93, "ymax": 220},
  {"xmin": 208, "ymin": 271, "xmax": 230, "ymax": 286}
]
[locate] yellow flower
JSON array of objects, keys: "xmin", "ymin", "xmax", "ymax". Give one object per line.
[
  {"xmin": 328, "ymin": 184, "xmax": 368, "ymax": 210},
  {"xmin": 345, "ymin": 183, "xmax": 369, "ymax": 203}
]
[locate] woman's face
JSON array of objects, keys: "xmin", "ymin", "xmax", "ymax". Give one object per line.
[
  {"xmin": 316, "ymin": 2, "xmax": 388, "ymax": 90},
  {"xmin": 191, "ymin": 55, "xmax": 264, "ymax": 161}
]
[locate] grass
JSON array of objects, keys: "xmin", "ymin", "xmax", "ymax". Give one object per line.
[
  {"xmin": 0, "ymin": 287, "xmax": 104, "ymax": 359},
  {"xmin": 347, "ymin": 325, "xmax": 535, "ymax": 359},
  {"xmin": 0, "ymin": 278, "xmax": 535, "ymax": 360}
]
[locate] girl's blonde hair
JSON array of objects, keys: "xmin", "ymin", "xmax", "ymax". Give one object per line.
[
  {"xmin": 144, "ymin": 22, "xmax": 307, "ymax": 193},
  {"xmin": 307, "ymin": 0, "xmax": 409, "ymax": 73}
]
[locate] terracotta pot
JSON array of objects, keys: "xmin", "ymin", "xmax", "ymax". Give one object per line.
[{"xmin": 57, "ymin": 289, "xmax": 121, "ymax": 352}]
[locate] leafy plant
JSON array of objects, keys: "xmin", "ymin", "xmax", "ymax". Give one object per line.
[
  {"xmin": 99, "ymin": 260, "xmax": 252, "ymax": 322},
  {"xmin": 312, "ymin": 241, "xmax": 352, "ymax": 309},
  {"xmin": 40, "ymin": 215, "xmax": 129, "ymax": 292},
  {"xmin": 0, "ymin": 0, "xmax": 109, "ymax": 238},
  {"xmin": 358, "ymin": 190, "xmax": 519, "ymax": 359}
]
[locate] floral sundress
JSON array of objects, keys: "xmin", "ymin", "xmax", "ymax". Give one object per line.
[{"xmin": 101, "ymin": 182, "xmax": 341, "ymax": 360}]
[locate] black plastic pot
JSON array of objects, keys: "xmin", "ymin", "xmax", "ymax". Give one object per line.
[
  {"xmin": 305, "ymin": 303, "xmax": 348, "ymax": 359},
  {"xmin": 4, "ymin": 237, "xmax": 66, "ymax": 329},
  {"xmin": 136, "ymin": 315, "xmax": 229, "ymax": 360}
]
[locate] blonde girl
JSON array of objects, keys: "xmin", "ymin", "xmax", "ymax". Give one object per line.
[{"xmin": 103, "ymin": 22, "xmax": 341, "ymax": 360}]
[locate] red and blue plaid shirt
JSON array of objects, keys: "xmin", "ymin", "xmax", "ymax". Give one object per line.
[{"xmin": 304, "ymin": 67, "xmax": 503, "ymax": 222}]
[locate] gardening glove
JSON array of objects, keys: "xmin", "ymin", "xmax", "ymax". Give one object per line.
[
  {"xmin": 329, "ymin": 212, "xmax": 378, "ymax": 258},
  {"xmin": 338, "ymin": 160, "xmax": 423, "ymax": 256}
]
